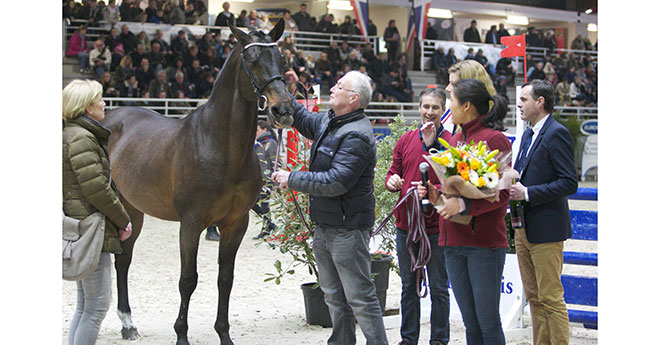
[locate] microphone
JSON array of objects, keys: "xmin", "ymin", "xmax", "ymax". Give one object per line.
[{"xmin": 419, "ymin": 162, "xmax": 430, "ymax": 212}]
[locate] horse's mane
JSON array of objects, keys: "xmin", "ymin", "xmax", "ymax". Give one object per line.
[{"xmin": 248, "ymin": 30, "xmax": 272, "ymax": 42}]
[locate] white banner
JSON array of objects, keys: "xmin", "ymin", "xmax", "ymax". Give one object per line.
[{"xmin": 433, "ymin": 41, "xmax": 503, "ymax": 67}]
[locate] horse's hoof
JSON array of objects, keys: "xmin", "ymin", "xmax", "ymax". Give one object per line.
[
  {"xmin": 176, "ymin": 338, "xmax": 190, "ymax": 345},
  {"xmin": 121, "ymin": 327, "xmax": 140, "ymax": 340}
]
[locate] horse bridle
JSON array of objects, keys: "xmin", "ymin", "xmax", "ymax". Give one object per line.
[{"xmin": 239, "ymin": 42, "xmax": 285, "ymax": 111}]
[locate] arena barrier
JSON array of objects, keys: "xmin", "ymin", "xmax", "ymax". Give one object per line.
[{"xmin": 564, "ymin": 187, "xmax": 598, "ymax": 329}]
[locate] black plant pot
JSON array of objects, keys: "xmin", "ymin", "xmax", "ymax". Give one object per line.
[
  {"xmin": 300, "ymin": 282, "xmax": 332, "ymax": 328},
  {"xmin": 370, "ymin": 254, "xmax": 394, "ymax": 314},
  {"xmin": 301, "ymin": 255, "xmax": 393, "ymax": 327}
]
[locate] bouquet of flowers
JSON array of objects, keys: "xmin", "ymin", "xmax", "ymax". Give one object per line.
[{"xmin": 424, "ymin": 138, "xmax": 519, "ymax": 224}]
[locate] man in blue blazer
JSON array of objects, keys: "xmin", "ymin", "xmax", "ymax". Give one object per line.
[{"xmin": 510, "ymin": 79, "xmax": 578, "ymax": 345}]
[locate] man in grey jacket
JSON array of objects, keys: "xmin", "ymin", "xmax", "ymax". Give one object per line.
[{"xmin": 272, "ymin": 71, "xmax": 388, "ymax": 345}]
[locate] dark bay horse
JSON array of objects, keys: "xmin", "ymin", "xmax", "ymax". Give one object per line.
[{"xmin": 101, "ymin": 20, "xmax": 293, "ymax": 345}]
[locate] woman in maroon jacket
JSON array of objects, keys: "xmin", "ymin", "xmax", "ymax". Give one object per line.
[
  {"xmin": 386, "ymin": 87, "xmax": 452, "ymax": 345},
  {"xmin": 420, "ymin": 78, "xmax": 511, "ymax": 345},
  {"xmin": 67, "ymin": 25, "xmax": 90, "ymax": 73}
]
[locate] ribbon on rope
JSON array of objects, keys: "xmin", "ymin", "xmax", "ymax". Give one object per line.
[{"xmin": 373, "ymin": 186, "xmax": 432, "ymax": 298}]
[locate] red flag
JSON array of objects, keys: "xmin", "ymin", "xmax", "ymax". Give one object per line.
[{"xmin": 500, "ymin": 35, "xmax": 526, "ymax": 57}]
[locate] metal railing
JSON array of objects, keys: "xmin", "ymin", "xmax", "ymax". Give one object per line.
[
  {"xmin": 65, "ymin": 18, "xmax": 597, "ymax": 66},
  {"xmin": 104, "ymin": 97, "xmax": 207, "ymax": 117},
  {"xmin": 103, "ymin": 97, "xmax": 597, "ymax": 126},
  {"xmin": 421, "ymin": 39, "xmax": 598, "ymax": 73},
  {"xmin": 63, "ymin": 19, "xmax": 379, "ymax": 54}
]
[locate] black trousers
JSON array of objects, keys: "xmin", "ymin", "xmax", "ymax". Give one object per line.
[{"xmin": 252, "ymin": 192, "xmax": 276, "ymax": 232}]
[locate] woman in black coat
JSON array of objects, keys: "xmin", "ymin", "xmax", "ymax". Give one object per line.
[{"xmin": 383, "ymin": 20, "xmax": 400, "ymax": 64}]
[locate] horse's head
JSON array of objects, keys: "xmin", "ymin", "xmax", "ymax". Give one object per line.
[{"xmin": 230, "ymin": 19, "xmax": 294, "ymax": 128}]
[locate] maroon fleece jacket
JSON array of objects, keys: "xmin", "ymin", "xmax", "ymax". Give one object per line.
[
  {"xmin": 386, "ymin": 127, "xmax": 452, "ymax": 234},
  {"xmin": 440, "ymin": 116, "xmax": 511, "ymax": 248}
]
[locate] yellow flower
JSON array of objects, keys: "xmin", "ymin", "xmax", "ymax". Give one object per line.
[
  {"xmin": 470, "ymin": 157, "xmax": 480, "ymax": 170},
  {"xmin": 477, "ymin": 177, "xmax": 486, "ymax": 188},
  {"xmin": 431, "ymin": 153, "xmax": 454, "ymax": 168}
]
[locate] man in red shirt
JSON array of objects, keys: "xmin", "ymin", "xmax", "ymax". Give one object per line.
[{"xmin": 385, "ymin": 88, "xmax": 451, "ymax": 345}]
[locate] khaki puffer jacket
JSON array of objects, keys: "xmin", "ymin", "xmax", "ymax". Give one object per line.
[{"xmin": 63, "ymin": 116, "xmax": 130, "ymax": 253}]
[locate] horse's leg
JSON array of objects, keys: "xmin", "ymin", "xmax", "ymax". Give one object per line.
[
  {"xmin": 114, "ymin": 199, "xmax": 144, "ymax": 340},
  {"xmin": 214, "ymin": 213, "xmax": 250, "ymax": 345},
  {"xmin": 173, "ymin": 219, "xmax": 203, "ymax": 345}
]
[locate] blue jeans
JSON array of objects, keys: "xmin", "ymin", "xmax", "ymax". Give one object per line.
[
  {"xmin": 313, "ymin": 226, "xmax": 388, "ymax": 345},
  {"xmin": 77, "ymin": 51, "xmax": 90, "ymax": 70},
  {"xmin": 93, "ymin": 64, "xmax": 108, "ymax": 79},
  {"xmin": 69, "ymin": 253, "xmax": 112, "ymax": 345},
  {"xmin": 396, "ymin": 228, "xmax": 450, "ymax": 345},
  {"xmin": 444, "ymin": 246, "xmax": 506, "ymax": 345}
]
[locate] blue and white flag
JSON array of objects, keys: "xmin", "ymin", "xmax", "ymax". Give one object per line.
[{"xmin": 350, "ymin": 0, "xmax": 369, "ymax": 41}]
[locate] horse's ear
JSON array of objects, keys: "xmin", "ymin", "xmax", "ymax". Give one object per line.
[
  {"xmin": 229, "ymin": 25, "xmax": 251, "ymax": 47},
  {"xmin": 268, "ymin": 18, "xmax": 285, "ymax": 43}
]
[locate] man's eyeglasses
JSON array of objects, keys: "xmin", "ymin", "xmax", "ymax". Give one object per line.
[{"xmin": 335, "ymin": 85, "xmax": 359, "ymax": 94}]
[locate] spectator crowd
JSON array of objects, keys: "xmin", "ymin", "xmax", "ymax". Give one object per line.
[
  {"xmin": 431, "ymin": 20, "xmax": 597, "ymax": 107},
  {"xmin": 64, "ymin": 1, "xmax": 597, "ymax": 114}
]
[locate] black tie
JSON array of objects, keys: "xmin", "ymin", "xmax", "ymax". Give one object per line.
[{"xmin": 515, "ymin": 128, "xmax": 534, "ymax": 172}]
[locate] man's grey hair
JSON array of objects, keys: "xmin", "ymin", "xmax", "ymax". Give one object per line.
[{"xmin": 344, "ymin": 71, "xmax": 372, "ymax": 109}]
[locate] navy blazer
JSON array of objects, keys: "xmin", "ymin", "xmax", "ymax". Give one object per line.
[{"xmin": 517, "ymin": 116, "xmax": 578, "ymax": 243}]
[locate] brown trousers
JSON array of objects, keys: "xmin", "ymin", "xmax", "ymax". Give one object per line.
[{"xmin": 515, "ymin": 228, "xmax": 570, "ymax": 345}]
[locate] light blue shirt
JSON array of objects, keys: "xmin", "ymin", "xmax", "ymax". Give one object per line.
[{"xmin": 523, "ymin": 114, "xmax": 550, "ymax": 201}]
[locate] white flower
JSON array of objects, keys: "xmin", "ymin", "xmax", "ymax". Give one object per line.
[
  {"xmin": 469, "ymin": 170, "xmax": 480, "ymax": 187},
  {"xmin": 484, "ymin": 171, "xmax": 499, "ymax": 189}
]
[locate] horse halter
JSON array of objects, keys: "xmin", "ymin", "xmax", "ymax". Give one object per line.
[{"xmin": 239, "ymin": 42, "xmax": 285, "ymax": 111}]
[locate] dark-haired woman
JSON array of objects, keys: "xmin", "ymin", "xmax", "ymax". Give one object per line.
[{"xmin": 420, "ymin": 78, "xmax": 511, "ymax": 345}]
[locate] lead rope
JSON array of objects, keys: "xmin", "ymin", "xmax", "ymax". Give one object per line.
[
  {"xmin": 373, "ymin": 186, "xmax": 431, "ymax": 298},
  {"xmin": 273, "ymin": 127, "xmax": 313, "ymax": 233}
]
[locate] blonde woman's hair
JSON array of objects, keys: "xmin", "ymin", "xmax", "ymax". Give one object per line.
[
  {"xmin": 448, "ymin": 60, "xmax": 497, "ymax": 96},
  {"xmin": 62, "ymin": 79, "xmax": 103, "ymax": 120},
  {"xmin": 119, "ymin": 55, "xmax": 133, "ymax": 68}
]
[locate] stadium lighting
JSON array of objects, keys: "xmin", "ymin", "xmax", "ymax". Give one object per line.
[
  {"xmin": 585, "ymin": 9, "xmax": 593, "ymax": 14},
  {"xmin": 587, "ymin": 23, "xmax": 598, "ymax": 32},
  {"xmin": 506, "ymin": 15, "xmax": 529, "ymax": 25},
  {"xmin": 428, "ymin": 8, "xmax": 453, "ymax": 19},
  {"xmin": 327, "ymin": 0, "xmax": 353, "ymax": 10}
]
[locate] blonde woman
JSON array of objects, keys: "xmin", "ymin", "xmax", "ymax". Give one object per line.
[
  {"xmin": 444, "ymin": 60, "xmax": 498, "ymax": 133},
  {"xmin": 63, "ymin": 79, "xmax": 132, "ymax": 345},
  {"xmin": 115, "ymin": 55, "xmax": 135, "ymax": 82},
  {"xmin": 137, "ymin": 31, "xmax": 151, "ymax": 53}
]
